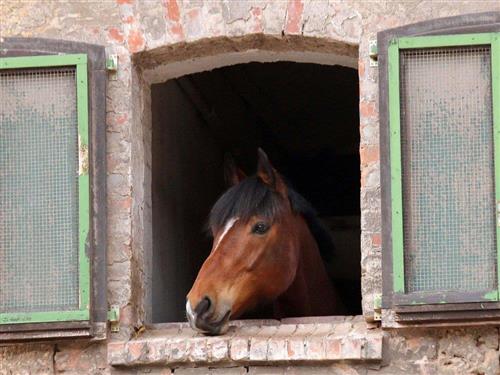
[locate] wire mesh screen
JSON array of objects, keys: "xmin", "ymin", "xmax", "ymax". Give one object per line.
[
  {"xmin": 400, "ymin": 46, "xmax": 497, "ymax": 293},
  {"xmin": 0, "ymin": 67, "xmax": 80, "ymax": 313}
]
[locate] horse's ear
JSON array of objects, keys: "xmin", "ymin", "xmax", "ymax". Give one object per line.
[
  {"xmin": 257, "ymin": 148, "xmax": 288, "ymax": 197},
  {"xmin": 224, "ymin": 153, "xmax": 246, "ymax": 186}
]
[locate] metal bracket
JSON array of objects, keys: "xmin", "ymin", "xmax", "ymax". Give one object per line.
[
  {"xmin": 369, "ymin": 39, "xmax": 378, "ymax": 67},
  {"xmin": 106, "ymin": 54, "xmax": 118, "ymax": 71},
  {"xmin": 107, "ymin": 307, "xmax": 120, "ymax": 333},
  {"xmin": 373, "ymin": 294, "xmax": 382, "ymax": 321}
]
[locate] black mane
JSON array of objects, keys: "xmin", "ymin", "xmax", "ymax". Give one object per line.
[{"xmin": 208, "ymin": 175, "xmax": 335, "ymax": 261}]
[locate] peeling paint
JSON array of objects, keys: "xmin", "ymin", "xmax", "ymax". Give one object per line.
[{"xmin": 78, "ymin": 135, "xmax": 89, "ymax": 176}]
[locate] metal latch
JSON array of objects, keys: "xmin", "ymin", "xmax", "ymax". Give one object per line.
[
  {"xmin": 369, "ymin": 40, "xmax": 378, "ymax": 67},
  {"xmin": 107, "ymin": 307, "xmax": 120, "ymax": 332},
  {"xmin": 106, "ymin": 54, "xmax": 118, "ymax": 71},
  {"xmin": 373, "ymin": 294, "xmax": 382, "ymax": 321}
]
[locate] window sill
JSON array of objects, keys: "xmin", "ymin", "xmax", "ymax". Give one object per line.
[
  {"xmin": 108, "ymin": 316, "xmax": 383, "ymax": 368},
  {"xmin": 382, "ymin": 308, "xmax": 500, "ymax": 328},
  {"xmin": 0, "ymin": 322, "xmax": 106, "ymax": 343}
]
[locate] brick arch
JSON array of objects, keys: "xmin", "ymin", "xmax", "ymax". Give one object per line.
[{"xmin": 135, "ymin": 34, "xmax": 358, "ymax": 84}]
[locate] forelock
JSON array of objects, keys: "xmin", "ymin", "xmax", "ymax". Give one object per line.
[{"xmin": 208, "ymin": 176, "xmax": 287, "ymax": 233}]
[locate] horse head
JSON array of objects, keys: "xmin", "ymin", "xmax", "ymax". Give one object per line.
[{"xmin": 186, "ymin": 149, "xmax": 303, "ymax": 335}]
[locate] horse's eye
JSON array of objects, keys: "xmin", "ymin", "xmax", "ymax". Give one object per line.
[{"xmin": 252, "ymin": 222, "xmax": 270, "ymax": 235}]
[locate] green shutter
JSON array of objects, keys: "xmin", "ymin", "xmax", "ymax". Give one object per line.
[
  {"xmin": 389, "ymin": 33, "xmax": 500, "ymax": 304},
  {"xmin": 0, "ymin": 54, "xmax": 90, "ymax": 324}
]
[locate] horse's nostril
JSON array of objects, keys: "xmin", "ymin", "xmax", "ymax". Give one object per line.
[
  {"xmin": 204, "ymin": 296, "xmax": 212, "ymax": 309},
  {"xmin": 194, "ymin": 296, "xmax": 212, "ymax": 316}
]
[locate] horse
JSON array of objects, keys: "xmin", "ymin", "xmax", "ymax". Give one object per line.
[{"xmin": 186, "ymin": 149, "xmax": 344, "ymax": 335}]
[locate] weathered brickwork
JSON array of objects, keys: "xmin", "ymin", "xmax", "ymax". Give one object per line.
[
  {"xmin": 108, "ymin": 317, "xmax": 382, "ymax": 367},
  {"xmin": 2, "ymin": 0, "xmax": 500, "ymax": 374}
]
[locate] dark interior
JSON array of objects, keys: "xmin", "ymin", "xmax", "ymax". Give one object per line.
[{"xmin": 151, "ymin": 61, "xmax": 361, "ymax": 323}]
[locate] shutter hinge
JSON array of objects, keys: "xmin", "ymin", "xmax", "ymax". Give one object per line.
[
  {"xmin": 373, "ymin": 293, "xmax": 382, "ymax": 321},
  {"xmin": 497, "ymin": 201, "xmax": 500, "ymax": 226},
  {"xmin": 106, "ymin": 54, "xmax": 118, "ymax": 71},
  {"xmin": 107, "ymin": 307, "xmax": 120, "ymax": 332},
  {"xmin": 369, "ymin": 39, "xmax": 378, "ymax": 67}
]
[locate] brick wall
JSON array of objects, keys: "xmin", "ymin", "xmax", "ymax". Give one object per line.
[{"xmin": 2, "ymin": 1, "xmax": 500, "ymax": 374}]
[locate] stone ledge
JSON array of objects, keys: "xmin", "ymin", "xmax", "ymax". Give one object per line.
[{"xmin": 108, "ymin": 316, "xmax": 383, "ymax": 367}]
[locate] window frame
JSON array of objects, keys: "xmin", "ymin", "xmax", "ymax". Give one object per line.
[
  {"xmin": 0, "ymin": 38, "xmax": 106, "ymax": 340},
  {"xmin": 379, "ymin": 13, "xmax": 500, "ymax": 324}
]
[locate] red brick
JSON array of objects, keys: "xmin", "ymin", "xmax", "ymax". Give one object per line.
[
  {"xmin": 165, "ymin": 0, "xmax": 181, "ymax": 22},
  {"xmin": 252, "ymin": 7, "xmax": 262, "ymax": 16},
  {"xmin": 127, "ymin": 29, "xmax": 145, "ymax": 53},
  {"xmin": 107, "ymin": 112, "xmax": 128, "ymax": 131},
  {"xmin": 251, "ymin": 7, "xmax": 264, "ymax": 33},
  {"xmin": 324, "ymin": 336, "xmax": 342, "ymax": 360},
  {"xmin": 164, "ymin": 0, "xmax": 185, "ymax": 41},
  {"xmin": 358, "ymin": 58, "xmax": 365, "ymax": 78},
  {"xmin": 305, "ymin": 336, "xmax": 325, "ymax": 360},
  {"xmin": 359, "ymin": 101, "xmax": 377, "ymax": 118},
  {"xmin": 108, "ymin": 27, "xmax": 124, "ymax": 43},
  {"xmin": 187, "ymin": 8, "xmax": 199, "ymax": 21},
  {"xmin": 285, "ymin": 0, "xmax": 304, "ymax": 34},
  {"xmin": 170, "ymin": 23, "xmax": 184, "ymax": 39},
  {"xmin": 126, "ymin": 341, "xmax": 145, "ymax": 362},
  {"xmin": 112, "ymin": 196, "xmax": 132, "ymax": 210},
  {"xmin": 371, "ymin": 233, "xmax": 382, "ymax": 248},
  {"xmin": 360, "ymin": 145, "xmax": 380, "ymax": 166}
]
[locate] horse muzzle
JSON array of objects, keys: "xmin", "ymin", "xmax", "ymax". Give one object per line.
[{"xmin": 186, "ymin": 297, "xmax": 231, "ymax": 335}]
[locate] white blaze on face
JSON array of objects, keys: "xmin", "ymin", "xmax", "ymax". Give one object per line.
[
  {"xmin": 213, "ymin": 217, "xmax": 238, "ymax": 252},
  {"xmin": 186, "ymin": 300, "xmax": 195, "ymax": 327}
]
